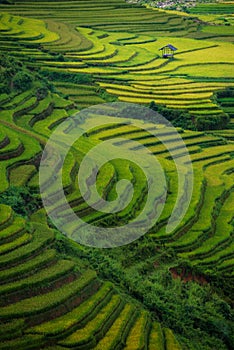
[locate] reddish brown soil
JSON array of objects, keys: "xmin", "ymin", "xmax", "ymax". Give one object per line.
[
  {"xmin": 170, "ymin": 267, "xmax": 208, "ymax": 285},
  {"xmin": 153, "ymin": 261, "xmax": 160, "ymax": 268}
]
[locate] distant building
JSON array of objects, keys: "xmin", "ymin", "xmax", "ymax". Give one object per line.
[{"xmin": 159, "ymin": 44, "xmax": 178, "ymax": 58}]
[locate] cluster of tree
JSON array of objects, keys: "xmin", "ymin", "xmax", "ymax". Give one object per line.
[
  {"xmin": 149, "ymin": 101, "xmax": 230, "ymax": 131},
  {"xmin": 41, "ymin": 70, "xmax": 93, "ymax": 85},
  {"xmin": 0, "ymin": 54, "xmax": 60, "ymax": 98},
  {"xmin": 96, "ymin": 87, "xmax": 118, "ymax": 103},
  {"xmin": 149, "ymin": 101, "xmax": 195, "ymax": 129},
  {"xmin": 215, "ymin": 87, "xmax": 234, "ymax": 119},
  {"xmin": 196, "ymin": 113, "xmax": 229, "ymax": 131},
  {"xmin": 41, "ymin": 70, "xmax": 118, "ymax": 103},
  {"xmin": 0, "ymin": 54, "xmax": 33, "ymax": 93},
  {"xmin": 0, "ymin": 186, "xmax": 41, "ymax": 217},
  {"xmin": 216, "ymin": 87, "xmax": 234, "ymax": 99},
  {"xmin": 103, "ymin": 100, "xmax": 229, "ymax": 131},
  {"xmin": 0, "ymin": 0, "xmax": 13, "ymax": 4}
]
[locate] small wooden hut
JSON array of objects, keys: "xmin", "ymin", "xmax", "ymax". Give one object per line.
[{"xmin": 159, "ymin": 44, "xmax": 178, "ymax": 58}]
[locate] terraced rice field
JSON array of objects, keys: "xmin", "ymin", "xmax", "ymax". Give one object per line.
[
  {"xmin": 190, "ymin": 2, "xmax": 234, "ymax": 15},
  {"xmin": 0, "ymin": 1, "xmax": 233, "ymax": 120},
  {"xmin": 78, "ymin": 117, "xmax": 233, "ymax": 276},
  {"xmin": 0, "ymin": 204, "xmax": 183, "ymax": 349},
  {"xmin": 0, "ymin": 1, "xmax": 233, "ymax": 350},
  {"xmin": 0, "ymin": 83, "xmax": 233, "ymax": 348}
]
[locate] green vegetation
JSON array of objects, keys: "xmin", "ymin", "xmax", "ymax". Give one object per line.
[
  {"xmin": 190, "ymin": 2, "xmax": 234, "ymax": 15},
  {"xmin": 0, "ymin": 186, "xmax": 40, "ymax": 217},
  {"xmin": 0, "ymin": 1, "xmax": 233, "ymax": 350}
]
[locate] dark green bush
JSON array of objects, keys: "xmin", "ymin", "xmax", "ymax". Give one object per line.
[
  {"xmin": 0, "ymin": 186, "xmax": 41, "ymax": 217},
  {"xmin": 12, "ymin": 71, "xmax": 33, "ymax": 91},
  {"xmin": 149, "ymin": 101, "xmax": 195, "ymax": 129},
  {"xmin": 41, "ymin": 70, "xmax": 93, "ymax": 84},
  {"xmin": 196, "ymin": 114, "xmax": 229, "ymax": 131}
]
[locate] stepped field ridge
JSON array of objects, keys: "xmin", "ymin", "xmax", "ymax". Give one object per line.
[{"xmin": 0, "ymin": 1, "xmax": 233, "ymax": 350}]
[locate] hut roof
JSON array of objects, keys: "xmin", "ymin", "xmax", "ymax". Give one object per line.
[{"xmin": 159, "ymin": 44, "xmax": 178, "ymax": 51}]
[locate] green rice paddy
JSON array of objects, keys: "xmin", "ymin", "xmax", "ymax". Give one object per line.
[{"xmin": 0, "ymin": 1, "xmax": 233, "ymax": 349}]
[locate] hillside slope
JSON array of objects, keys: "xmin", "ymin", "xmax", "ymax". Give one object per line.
[{"xmin": 0, "ymin": 1, "xmax": 233, "ymax": 350}]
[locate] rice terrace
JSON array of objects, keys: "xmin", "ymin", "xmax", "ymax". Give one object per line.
[{"xmin": 0, "ymin": 0, "xmax": 234, "ymax": 349}]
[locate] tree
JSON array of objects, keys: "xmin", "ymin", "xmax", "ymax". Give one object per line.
[
  {"xmin": 0, "ymin": 186, "xmax": 40, "ymax": 217},
  {"xmin": 196, "ymin": 114, "xmax": 229, "ymax": 131},
  {"xmin": 13, "ymin": 71, "xmax": 33, "ymax": 91}
]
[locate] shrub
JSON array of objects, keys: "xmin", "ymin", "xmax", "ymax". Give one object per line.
[
  {"xmin": 196, "ymin": 114, "xmax": 229, "ymax": 131},
  {"xmin": 12, "ymin": 71, "xmax": 33, "ymax": 91},
  {"xmin": 41, "ymin": 70, "xmax": 93, "ymax": 84},
  {"xmin": 0, "ymin": 186, "xmax": 41, "ymax": 217},
  {"xmin": 149, "ymin": 101, "xmax": 194, "ymax": 129},
  {"xmin": 36, "ymin": 86, "xmax": 48, "ymax": 100}
]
